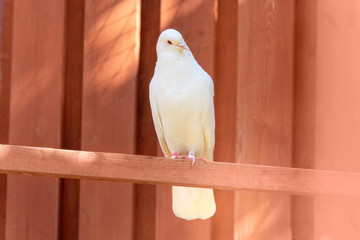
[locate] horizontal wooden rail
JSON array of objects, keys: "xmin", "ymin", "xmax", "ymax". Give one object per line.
[{"xmin": 0, "ymin": 144, "xmax": 359, "ymax": 197}]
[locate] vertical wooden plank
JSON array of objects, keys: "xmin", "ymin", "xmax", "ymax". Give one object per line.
[
  {"xmin": 0, "ymin": 0, "xmax": 13, "ymax": 239},
  {"xmin": 133, "ymin": 185, "xmax": 156, "ymax": 240},
  {"xmin": 212, "ymin": 0, "xmax": 237, "ymax": 239},
  {"xmin": 79, "ymin": 1, "xmax": 139, "ymax": 240},
  {"xmin": 62, "ymin": 0, "xmax": 85, "ymax": 151},
  {"xmin": 133, "ymin": 0, "xmax": 160, "ymax": 240},
  {"xmin": 0, "ymin": 173, "xmax": 5, "ymax": 240},
  {"xmin": 313, "ymin": 1, "xmax": 360, "ymax": 239},
  {"xmin": 59, "ymin": 0, "xmax": 85, "ymax": 239},
  {"xmin": 0, "ymin": 0, "xmax": 12, "ymax": 143},
  {"xmin": 292, "ymin": 0, "xmax": 317, "ymax": 239},
  {"xmin": 156, "ymin": 1, "xmax": 215, "ymax": 240},
  {"xmin": 59, "ymin": 179, "xmax": 80, "ymax": 240},
  {"xmin": 161, "ymin": 0, "xmax": 215, "ymax": 76},
  {"xmin": 236, "ymin": 0, "xmax": 294, "ymax": 239},
  {"xmin": 6, "ymin": 0, "xmax": 65, "ymax": 239}
]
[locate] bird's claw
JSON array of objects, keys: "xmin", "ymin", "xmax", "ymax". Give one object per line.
[
  {"xmin": 172, "ymin": 152, "xmax": 201, "ymax": 165},
  {"xmin": 188, "ymin": 152, "xmax": 196, "ymax": 165},
  {"xmin": 171, "ymin": 152, "xmax": 179, "ymax": 159}
]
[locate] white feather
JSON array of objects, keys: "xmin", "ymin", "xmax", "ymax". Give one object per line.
[{"xmin": 149, "ymin": 29, "xmax": 216, "ymax": 220}]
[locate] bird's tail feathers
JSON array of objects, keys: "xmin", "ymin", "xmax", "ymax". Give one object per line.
[{"xmin": 172, "ymin": 186, "xmax": 216, "ymax": 220}]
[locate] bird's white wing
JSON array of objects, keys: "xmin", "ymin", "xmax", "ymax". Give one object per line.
[
  {"xmin": 149, "ymin": 82, "xmax": 171, "ymax": 157},
  {"xmin": 201, "ymin": 77, "xmax": 215, "ymax": 162}
]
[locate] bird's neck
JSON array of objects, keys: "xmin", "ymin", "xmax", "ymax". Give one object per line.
[
  {"xmin": 156, "ymin": 50, "xmax": 194, "ymax": 66},
  {"xmin": 155, "ymin": 58, "xmax": 195, "ymax": 79}
]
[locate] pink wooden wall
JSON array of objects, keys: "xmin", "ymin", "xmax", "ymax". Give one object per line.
[{"xmin": 0, "ymin": 0, "xmax": 359, "ymax": 239}]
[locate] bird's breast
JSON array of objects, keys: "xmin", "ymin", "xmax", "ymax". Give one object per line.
[{"xmin": 156, "ymin": 84, "xmax": 206, "ymax": 155}]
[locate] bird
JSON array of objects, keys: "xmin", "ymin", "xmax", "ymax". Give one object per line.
[{"xmin": 149, "ymin": 29, "xmax": 216, "ymax": 220}]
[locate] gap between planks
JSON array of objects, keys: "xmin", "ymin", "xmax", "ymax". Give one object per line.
[{"xmin": 0, "ymin": 144, "xmax": 359, "ymax": 197}]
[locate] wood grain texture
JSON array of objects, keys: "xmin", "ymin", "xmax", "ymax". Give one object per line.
[
  {"xmin": 58, "ymin": 1, "xmax": 85, "ymax": 239},
  {"xmin": 133, "ymin": 1, "xmax": 160, "ymax": 240},
  {"xmin": 158, "ymin": 1, "xmax": 215, "ymax": 239},
  {"xmin": 134, "ymin": 185, "xmax": 156, "ymax": 240},
  {"xmin": 1, "ymin": 144, "xmax": 360, "ymax": 197},
  {"xmin": 59, "ymin": 179, "xmax": 80, "ymax": 240},
  {"xmin": 5, "ymin": 1, "xmax": 65, "ymax": 239},
  {"xmin": 80, "ymin": 1, "xmax": 139, "ymax": 239},
  {"xmin": 62, "ymin": 0, "xmax": 85, "ymax": 152},
  {"xmin": 0, "ymin": 174, "xmax": 6, "ymax": 240},
  {"xmin": 2, "ymin": 1, "xmax": 359, "ymax": 239},
  {"xmin": 212, "ymin": 0, "xmax": 238, "ymax": 239},
  {"xmin": 0, "ymin": 1, "xmax": 12, "ymax": 239},
  {"xmin": 236, "ymin": 0, "xmax": 294, "ymax": 239},
  {"xmin": 292, "ymin": 0, "xmax": 317, "ymax": 239},
  {"xmin": 0, "ymin": 0, "xmax": 12, "ymax": 144},
  {"xmin": 313, "ymin": 1, "xmax": 360, "ymax": 239}
]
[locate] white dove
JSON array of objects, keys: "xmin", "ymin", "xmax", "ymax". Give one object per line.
[{"xmin": 149, "ymin": 29, "xmax": 216, "ymax": 220}]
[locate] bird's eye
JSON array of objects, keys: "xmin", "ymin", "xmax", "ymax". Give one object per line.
[{"xmin": 167, "ymin": 40, "xmax": 172, "ymax": 45}]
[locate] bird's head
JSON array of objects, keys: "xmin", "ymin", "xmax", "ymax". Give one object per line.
[{"xmin": 156, "ymin": 29, "xmax": 191, "ymax": 59}]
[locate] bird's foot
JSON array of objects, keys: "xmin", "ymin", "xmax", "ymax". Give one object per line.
[
  {"xmin": 188, "ymin": 152, "xmax": 196, "ymax": 165},
  {"xmin": 171, "ymin": 152, "xmax": 179, "ymax": 159}
]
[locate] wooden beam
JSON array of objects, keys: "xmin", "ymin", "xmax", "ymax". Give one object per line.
[
  {"xmin": 292, "ymin": 0, "xmax": 318, "ymax": 239},
  {"xmin": 6, "ymin": 1, "xmax": 65, "ymax": 239},
  {"xmin": 0, "ymin": 0, "xmax": 13, "ymax": 239},
  {"xmin": 212, "ymin": 0, "xmax": 238, "ymax": 239},
  {"xmin": 58, "ymin": 1, "xmax": 85, "ymax": 239},
  {"xmin": 0, "ymin": 144, "xmax": 360, "ymax": 197},
  {"xmin": 134, "ymin": 1, "xmax": 160, "ymax": 240},
  {"xmin": 80, "ymin": 1, "xmax": 139, "ymax": 239},
  {"xmin": 236, "ymin": 1, "xmax": 295, "ymax": 238}
]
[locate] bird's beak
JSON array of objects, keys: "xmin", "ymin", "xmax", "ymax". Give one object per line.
[{"xmin": 177, "ymin": 44, "xmax": 188, "ymax": 51}]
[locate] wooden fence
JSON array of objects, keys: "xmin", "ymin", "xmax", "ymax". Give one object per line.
[{"xmin": 0, "ymin": 0, "xmax": 360, "ymax": 240}]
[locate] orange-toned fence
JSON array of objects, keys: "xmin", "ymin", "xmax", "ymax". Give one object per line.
[{"xmin": 0, "ymin": 1, "xmax": 360, "ymax": 240}]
